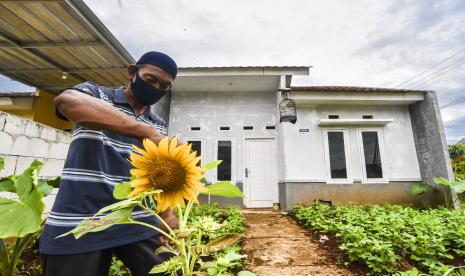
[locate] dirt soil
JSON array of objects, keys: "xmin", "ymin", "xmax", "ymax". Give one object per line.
[{"xmin": 241, "ymin": 209, "xmax": 366, "ymax": 276}]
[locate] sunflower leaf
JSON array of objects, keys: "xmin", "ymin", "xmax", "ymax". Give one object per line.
[
  {"xmin": 38, "ymin": 179, "xmax": 54, "ymax": 197},
  {"xmin": 155, "ymin": 244, "xmax": 179, "ymax": 255},
  {"xmin": 46, "ymin": 177, "xmax": 61, "ymax": 188},
  {"xmin": 113, "ymin": 183, "xmax": 132, "ymax": 199},
  {"xmin": 195, "ymin": 234, "xmax": 242, "ymax": 255},
  {"xmin": 0, "ymin": 160, "xmax": 45, "ymax": 238},
  {"xmin": 57, "ymin": 207, "xmax": 133, "ymax": 239},
  {"xmin": 202, "ymin": 181, "xmax": 244, "ymax": 198},
  {"xmin": 201, "ymin": 160, "xmax": 222, "ymax": 171},
  {"xmin": 0, "ymin": 177, "xmax": 15, "ymax": 193},
  {"xmin": 94, "ymin": 198, "xmax": 139, "ymax": 216}
]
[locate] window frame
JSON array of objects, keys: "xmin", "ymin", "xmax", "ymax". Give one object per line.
[
  {"xmin": 356, "ymin": 128, "xmax": 389, "ymax": 184},
  {"xmin": 185, "ymin": 137, "xmax": 205, "ymax": 167},
  {"xmin": 322, "ymin": 128, "xmax": 353, "ymax": 184},
  {"xmin": 214, "ymin": 138, "xmax": 235, "ymax": 184}
]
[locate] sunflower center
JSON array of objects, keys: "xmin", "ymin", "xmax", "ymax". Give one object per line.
[{"xmin": 147, "ymin": 158, "xmax": 186, "ymax": 192}]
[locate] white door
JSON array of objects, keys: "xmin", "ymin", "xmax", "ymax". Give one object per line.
[{"xmin": 244, "ymin": 138, "xmax": 278, "ymax": 208}]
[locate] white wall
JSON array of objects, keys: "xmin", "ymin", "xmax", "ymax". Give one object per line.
[
  {"xmin": 281, "ymin": 105, "xmax": 422, "ymax": 183},
  {"xmin": 168, "ymin": 91, "xmax": 277, "ymax": 183},
  {"xmin": 0, "ymin": 111, "xmax": 71, "ymax": 213}
]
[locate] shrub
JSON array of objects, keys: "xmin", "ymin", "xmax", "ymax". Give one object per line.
[
  {"xmin": 292, "ymin": 202, "xmax": 465, "ymax": 275},
  {"xmin": 449, "ymin": 144, "xmax": 465, "ymax": 160}
]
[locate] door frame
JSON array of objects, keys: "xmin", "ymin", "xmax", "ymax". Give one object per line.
[{"xmin": 242, "ymin": 137, "xmax": 279, "ymax": 208}]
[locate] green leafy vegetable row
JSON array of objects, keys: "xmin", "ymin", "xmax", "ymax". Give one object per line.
[{"xmin": 291, "ymin": 202, "xmax": 465, "ymax": 275}]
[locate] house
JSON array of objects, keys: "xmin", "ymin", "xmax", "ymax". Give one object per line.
[
  {"xmin": 0, "ymin": 0, "xmax": 453, "ymax": 209},
  {"xmin": 0, "ymin": 91, "xmax": 73, "ymax": 130},
  {"xmin": 167, "ymin": 73, "xmax": 454, "ymax": 208},
  {"xmin": 458, "ymin": 138, "xmax": 465, "ymax": 146}
]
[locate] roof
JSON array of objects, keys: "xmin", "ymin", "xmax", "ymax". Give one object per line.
[
  {"xmin": 179, "ymin": 66, "xmax": 310, "ymax": 70},
  {"xmin": 287, "ymin": 85, "xmax": 431, "ymax": 93},
  {"xmin": 0, "ymin": 0, "xmax": 134, "ymax": 94},
  {"xmin": 177, "ymin": 66, "xmax": 310, "ymax": 77},
  {"xmin": 458, "ymin": 138, "xmax": 465, "ymax": 145},
  {"xmin": 0, "ymin": 91, "xmax": 36, "ymax": 97}
]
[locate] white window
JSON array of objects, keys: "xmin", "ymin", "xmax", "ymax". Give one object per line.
[
  {"xmin": 357, "ymin": 128, "xmax": 388, "ymax": 183},
  {"xmin": 214, "ymin": 139, "xmax": 235, "ymax": 183},
  {"xmin": 323, "ymin": 129, "xmax": 352, "ymax": 184},
  {"xmin": 186, "ymin": 138, "xmax": 204, "ymax": 166}
]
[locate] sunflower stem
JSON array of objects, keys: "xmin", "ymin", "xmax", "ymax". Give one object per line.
[
  {"xmin": 124, "ymin": 220, "xmax": 177, "ymax": 245},
  {"xmin": 137, "ymin": 200, "xmax": 174, "ymax": 235},
  {"xmin": 176, "ymin": 205, "xmax": 191, "ymax": 275},
  {"xmin": 189, "ymin": 229, "xmax": 202, "ymax": 272},
  {"xmin": 183, "ymin": 201, "xmax": 194, "ymax": 226}
]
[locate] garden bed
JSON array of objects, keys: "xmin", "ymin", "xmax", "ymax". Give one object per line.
[
  {"xmin": 8, "ymin": 204, "xmax": 245, "ymax": 276},
  {"xmin": 291, "ymin": 202, "xmax": 465, "ymax": 275}
]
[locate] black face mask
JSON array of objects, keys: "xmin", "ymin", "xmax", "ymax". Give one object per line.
[{"xmin": 131, "ymin": 70, "xmax": 168, "ymax": 106}]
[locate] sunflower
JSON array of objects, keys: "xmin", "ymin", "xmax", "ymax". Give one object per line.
[{"xmin": 128, "ymin": 136, "xmax": 206, "ymax": 211}]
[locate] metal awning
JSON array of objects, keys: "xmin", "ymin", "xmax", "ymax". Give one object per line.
[{"xmin": 0, "ymin": 0, "xmax": 135, "ymax": 94}]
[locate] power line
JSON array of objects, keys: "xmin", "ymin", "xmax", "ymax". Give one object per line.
[
  {"xmin": 394, "ymin": 47, "xmax": 465, "ymax": 88},
  {"xmin": 440, "ymin": 97, "xmax": 465, "ymax": 109},
  {"xmin": 406, "ymin": 57, "xmax": 465, "ymax": 89}
]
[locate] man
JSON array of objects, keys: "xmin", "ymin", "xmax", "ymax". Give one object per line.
[{"xmin": 39, "ymin": 51, "xmax": 180, "ymax": 276}]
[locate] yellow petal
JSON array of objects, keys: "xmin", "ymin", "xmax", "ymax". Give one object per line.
[
  {"xmin": 132, "ymin": 145, "xmax": 148, "ymax": 156},
  {"xmin": 173, "ymin": 144, "xmax": 188, "ymax": 160},
  {"xmin": 186, "ymin": 156, "xmax": 201, "ymax": 167},
  {"xmin": 185, "ymin": 143, "xmax": 192, "ymax": 153},
  {"xmin": 143, "ymin": 139, "xmax": 159, "ymax": 157},
  {"xmin": 181, "ymin": 188, "xmax": 197, "ymax": 200},
  {"xmin": 158, "ymin": 137, "xmax": 170, "ymax": 158},
  {"xmin": 175, "ymin": 149, "xmax": 191, "ymax": 163},
  {"xmin": 130, "ymin": 178, "xmax": 149, "ymax": 187},
  {"xmin": 130, "ymin": 169, "xmax": 148, "ymax": 178},
  {"xmin": 129, "ymin": 186, "xmax": 147, "ymax": 196},
  {"xmin": 169, "ymin": 136, "xmax": 179, "ymax": 154},
  {"xmin": 196, "ymin": 183, "xmax": 209, "ymax": 193},
  {"xmin": 129, "ymin": 153, "xmax": 149, "ymax": 169},
  {"xmin": 176, "ymin": 194, "xmax": 185, "ymax": 208}
]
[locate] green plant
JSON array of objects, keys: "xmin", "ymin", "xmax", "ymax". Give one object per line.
[
  {"xmin": 434, "ymin": 177, "xmax": 465, "ymax": 208},
  {"xmin": 444, "ymin": 266, "xmax": 465, "ymax": 276},
  {"xmin": 0, "ymin": 157, "xmax": 59, "ymax": 276},
  {"xmin": 449, "ymin": 144, "xmax": 465, "ymax": 160},
  {"xmin": 410, "ymin": 183, "xmax": 432, "ymax": 209},
  {"xmin": 394, "ymin": 267, "xmax": 428, "ymax": 276},
  {"xmin": 452, "ymin": 156, "xmax": 465, "ymax": 181},
  {"xmin": 292, "ymin": 202, "xmax": 465, "ymax": 275},
  {"xmin": 109, "ymin": 257, "xmax": 128, "ymax": 276},
  {"xmin": 60, "ymin": 159, "xmax": 253, "ymax": 276},
  {"xmin": 449, "ymin": 144, "xmax": 465, "ymax": 181},
  {"xmin": 198, "ymin": 245, "xmax": 246, "ymax": 276},
  {"xmin": 189, "ymin": 204, "xmax": 245, "ymax": 239}
]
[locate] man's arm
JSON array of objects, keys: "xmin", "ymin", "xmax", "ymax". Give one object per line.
[{"xmin": 55, "ymin": 90, "xmax": 164, "ymax": 143}]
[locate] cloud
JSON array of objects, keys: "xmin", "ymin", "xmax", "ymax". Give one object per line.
[{"xmin": 0, "ymin": 0, "xmax": 464, "ymax": 141}]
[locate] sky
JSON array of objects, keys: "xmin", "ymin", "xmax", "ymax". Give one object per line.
[{"xmin": 1, "ymin": 0, "xmax": 464, "ymax": 142}]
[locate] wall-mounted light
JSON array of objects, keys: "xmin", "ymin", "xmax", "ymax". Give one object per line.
[
  {"xmin": 61, "ymin": 72, "xmax": 68, "ymax": 80},
  {"xmin": 279, "ymin": 91, "xmax": 297, "ymax": 124}
]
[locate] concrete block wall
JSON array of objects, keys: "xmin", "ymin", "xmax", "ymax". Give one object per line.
[{"xmin": 0, "ymin": 111, "xmax": 71, "ymax": 213}]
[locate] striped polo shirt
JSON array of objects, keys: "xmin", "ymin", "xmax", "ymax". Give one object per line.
[{"xmin": 39, "ymin": 82, "xmax": 167, "ymax": 255}]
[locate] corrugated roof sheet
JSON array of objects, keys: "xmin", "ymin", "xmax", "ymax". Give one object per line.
[
  {"xmin": 287, "ymin": 85, "xmax": 430, "ymax": 93},
  {"xmin": 0, "ymin": 91, "xmax": 35, "ymax": 97},
  {"xmin": 0, "ymin": 0, "xmax": 134, "ymax": 94}
]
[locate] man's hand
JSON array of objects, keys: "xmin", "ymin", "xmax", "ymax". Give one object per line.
[{"xmin": 158, "ymin": 209, "xmax": 179, "ymax": 245}]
